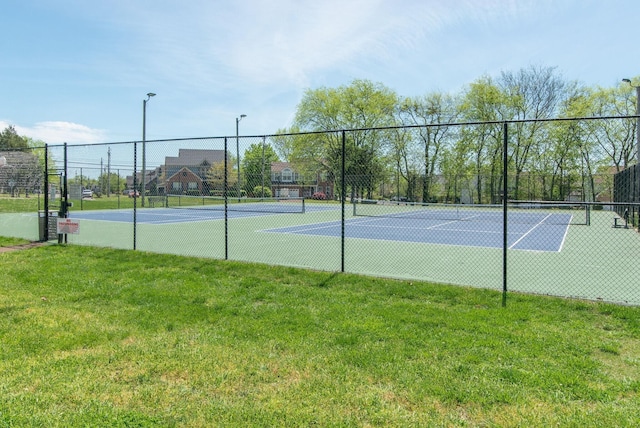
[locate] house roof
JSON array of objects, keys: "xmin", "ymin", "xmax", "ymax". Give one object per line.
[
  {"xmin": 271, "ymin": 162, "xmax": 293, "ymax": 172},
  {"xmin": 165, "ymin": 149, "xmax": 226, "ymax": 166},
  {"xmin": 166, "ymin": 167, "xmax": 203, "ymax": 182}
]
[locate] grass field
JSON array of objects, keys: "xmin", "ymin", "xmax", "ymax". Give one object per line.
[
  {"xmin": 1, "ymin": 244, "xmax": 639, "ymax": 426},
  {"xmin": 0, "ymin": 194, "xmax": 140, "ymax": 214}
]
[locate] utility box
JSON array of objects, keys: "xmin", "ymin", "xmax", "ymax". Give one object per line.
[{"xmin": 38, "ymin": 210, "xmax": 59, "ymax": 241}]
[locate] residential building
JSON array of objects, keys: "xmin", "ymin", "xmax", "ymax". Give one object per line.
[{"xmin": 271, "ymin": 162, "xmax": 333, "ymax": 198}]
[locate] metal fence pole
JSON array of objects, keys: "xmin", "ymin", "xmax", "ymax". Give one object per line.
[
  {"xmin": 61, "ymin": 143, "xmax": 68, "ymax": 244},
  {"xmin": 502, "ymin": 122, "xmax": 508, "ymax": 307},
  {"xmin": 341, "ymin": 130, "xmax": 346, "ymax": 273},
  {"xmin": 224, "ymin": 137, "xmax": 229, "ymax": 260},
  {"xmin": 133, "ymin": 141, "xmax": 137, "ymax": 250},
  {"xmin": 43, "ymin": 144, "xmax": 49, "ymax": 242}
]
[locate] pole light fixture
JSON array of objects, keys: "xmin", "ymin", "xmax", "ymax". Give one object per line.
[
  {"xmin": 236, "ymin": 114, "xmax": 247, "ymax": 200},
  {"xmin": 623, "ymin": 78, "xmax": 640, "ymax": 209},
  {"xmin": 622, "ymin": 79, "xmax": 640, "ymax": 166},
  {"xmin": 142, "ymin": 92, "xmax": 156, "ymax": 207}
]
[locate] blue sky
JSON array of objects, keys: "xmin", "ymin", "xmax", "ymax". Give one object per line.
[{"xmin": 1, "ymin": 0, "xmax": 638, "ymax": 145}]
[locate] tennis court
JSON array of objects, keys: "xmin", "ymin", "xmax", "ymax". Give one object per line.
[
  {"xmin": 2, "ymin": 198, "xmax": 640, "ymax": 304},
  {"xmin": 68, "ymin": 200, "xmax": 576, "ymax": 252},
  {"xmin": 264, "ymin": 202, "xmax": 579, "ymax": 252},
  {"xmin": 68, "ymin": 196, "xmax": 332, "ymax": 225}
]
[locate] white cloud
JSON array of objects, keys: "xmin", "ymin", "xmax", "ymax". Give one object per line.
[{"xmin": 0, "ymin": 120, "xmax": 107, "ymax": 145}]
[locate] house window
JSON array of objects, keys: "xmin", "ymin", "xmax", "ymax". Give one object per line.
[
  {"xmin": 188, "ymin": 182, "xmax": 198, "ymax": 190},
  {"xmin": 172, "ymin": 182, "xmax": 182, "ymax": 191},
  {"xmin": 282, "ymin": 168, "xmax": 292, "ymax": 182}
]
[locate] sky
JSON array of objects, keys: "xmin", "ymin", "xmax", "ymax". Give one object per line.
[{"xmin": 1, "ymin": 0, "xmax": 639, "ymax": 146}]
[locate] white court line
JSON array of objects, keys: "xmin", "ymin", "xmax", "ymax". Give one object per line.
[
  {"xmin": 557, "ymin": 215, "xmax": 573, "ymax": 251},
  {"xmin": 508, "ymin": 213, "xmax": 553, "ymax": 249}
]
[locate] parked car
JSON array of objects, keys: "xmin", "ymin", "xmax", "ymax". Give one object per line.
[
  {"xmin": 82, "ymin": 189, "xmax": 93, "ymax": 199},
  {"xmin": 124, "ymin": 189, "xmax": 140, "ymax": 197},
  {"xmin": 311, "ymin": 192, "xmax": 327, "ymax": 200}
]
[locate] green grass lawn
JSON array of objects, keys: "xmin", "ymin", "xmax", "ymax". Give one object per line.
[
  {"xmin": 0, "ymin": 195, "xmax": 43, "ymax": 213},
  {"xmin": 0, "ymin": 236, "xmax": 30, "ymax": 247},
  {"xmin": 0, "ymin": 194, "xmax": 139, "ymax": 214},
  {"xmin": 1, "ymin": 244, "xmax": 639, "ymax": 426}
]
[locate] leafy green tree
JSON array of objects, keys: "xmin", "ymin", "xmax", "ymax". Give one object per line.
[
  {"xmin": 586, "ymin": 83, "xmax": 638, "ymax": 172},
  {"xmin": 398, "ymin": 92, "xmax": 460, "ymax": 202},
  {"xmin": 0, "ymin": 126, "xmax": 30, "ymax": 150},
  {"xmin": 288, "ymin": 79, "xmax": 398, "ymax": 199},
  {"xmin": 207, "ymin": 160, "xmax": 237, "ymax": 196},
  {"xmin": 241, "ymin": 142, "xmax": 279, "ymax": 196},
  {"xmin": 459, "ymin": 76, "xmax": 508, "ymax": 203},
  {"xmin": 272, "ymin": 129, "xmax": 333, "ymax": 195},
  {"xmin": 499, "ymin": 66, "xmax": 570, "ymax": 199},
  {"xmin": 95, "ymin": 172, "xmax": 125, "ymax": 195}
]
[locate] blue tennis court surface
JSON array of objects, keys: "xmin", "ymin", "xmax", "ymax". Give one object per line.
[
  {"xmin": 69, "ymin": 204, "xmax": 574, "ymax": 252},
  {"xmin": 70, "ymin": 208, "xmax": 283, "ymax": 224},
  {"xmin": 263, "ymin": 213, "xmax": 572, "ymax": 252},
  {"xmin": 68, "ymin": 204, "xmax": 334, "ymax": 225}
]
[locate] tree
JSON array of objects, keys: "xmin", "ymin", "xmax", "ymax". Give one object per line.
[
  {"xmin": 241, "ymin": 141, "xmax": 280, "ymax": 196},
  {"xmin": 586, "ymin": 83, "xmax": 638, "ymax": 172},
  {"xmin": 499, "ymin": 66, "xmax": 570, "ymax": 199},
  {"xmin": 458, "ymin": 76, "xmax": 508, "ymax": 203},
  {"xmin": 289, "ymin": 79, "xmax": 399, "ymax": 199},
  {"xmin": 0, "ymin": 126, "xmax": 30, "ymax": 150},
  {"xmin": 397, "ymin": 92, "xmax": 459, "ymax": 202},
  {"xmin": 206, "ymin": 160, "xmax": 237, "ymax": 196}
]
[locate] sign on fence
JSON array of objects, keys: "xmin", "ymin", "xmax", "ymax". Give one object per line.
[{"xmin": 57, "ymin": 218, "xmax": 80, "ymax": 234}]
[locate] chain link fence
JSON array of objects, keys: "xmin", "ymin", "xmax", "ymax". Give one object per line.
[{"xmin": 1, "ymin": 117, "xmax": 639, "ymax": 305}]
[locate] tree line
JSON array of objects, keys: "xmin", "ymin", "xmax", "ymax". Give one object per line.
[
  {"xmin": 272, "ymin": 66, "xmax": 638, "ymax": 203},
  {"xmin": 0, "ymin": 126, "xmax": 46, "ymax": 197}
]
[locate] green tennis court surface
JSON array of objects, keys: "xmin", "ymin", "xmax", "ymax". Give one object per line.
[{"xmin": 2, "ymin": 204, "xmax": 639, "ymax": 305}]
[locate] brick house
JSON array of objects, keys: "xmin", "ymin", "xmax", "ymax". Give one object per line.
[
  {"xmin": 166, "ymin": 167, "xmax": 205, "ymax": 195},
  {"xmin": 270, "ymin": 162, "xmax": 333, "ymax": 199},
  {"xmin": 163, "ymin": 149, "xmax": 227, "ymax": 195}
]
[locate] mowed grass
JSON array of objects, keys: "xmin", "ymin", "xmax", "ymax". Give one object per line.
[
  {"xmin": 0, "ymin": 236, "xmax": 30, "ymax": 247},
  {"xmin": 0, "ymin": 194, "xmax": 138, "ymax": 214},
  {"xmin": 0, "ymin": 195, "xmax": 42, "ymax": 213},
  {"xmin": 1, "ymin": 245, "xmax": 639, "ymax": 426}
]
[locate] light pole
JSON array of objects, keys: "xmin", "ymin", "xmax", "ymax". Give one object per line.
[
  {"xmin": 623, "ymin": 79, "xmax": 640, "ymax": 224},
  {"xmin": 236, "ymin": 114, "xmax": 246, "ymax": 199},
  {"xmin": 142, "ymin": 92, "xmax": 156, "ymax": 207},
  {"xmin": 622, "ymin": 79, "xmax": 640, "ymax": 167}
]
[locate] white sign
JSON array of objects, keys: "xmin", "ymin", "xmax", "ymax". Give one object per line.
[{"xmin": 57, "ymin": 218, "xmax": 80, "ymax": 234}]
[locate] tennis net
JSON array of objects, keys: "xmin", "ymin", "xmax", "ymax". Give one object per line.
[
  {"xmin": 165, "ymin": 194, "xmax": 305, "ymax": 214},
  {"xmin": 352, "ymin": 199, "xmax": 590, "ymax": 225}
]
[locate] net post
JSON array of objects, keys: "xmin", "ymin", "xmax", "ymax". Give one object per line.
[
  {"xmin": 301, "ymin": 197, "xmax": 305, "ymax": 214},
  {"xmin": 586, "ymin": 204, "xmax": 591, "ymax": 226}
]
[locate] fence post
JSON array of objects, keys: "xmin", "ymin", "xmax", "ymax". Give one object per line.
[
  {"xmin": 60, "ymin": 143, "xmax": 69, "ymax": 244},
  {"xmin": 502, "ymin": 122, "xmax": 508, "ymax": 307},
  {"xmin": 43, "ymin": 144, "xmax": 49, "ymax": 241},
  {"xmin": 224, "ymin": 137, "xmax": 229, "ymax": 260},
  {"xmin": 341, "ymin": 130, "xmax": 346, "ymax": 273},
  {"xmin": 133, "ymin": 141, "xmax": 137, "ymax": 250}
]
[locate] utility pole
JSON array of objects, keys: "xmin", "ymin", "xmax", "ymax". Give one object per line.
[{"xmin": 107, "ymin": 147, "xmax": 111, "ymax": 197}]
